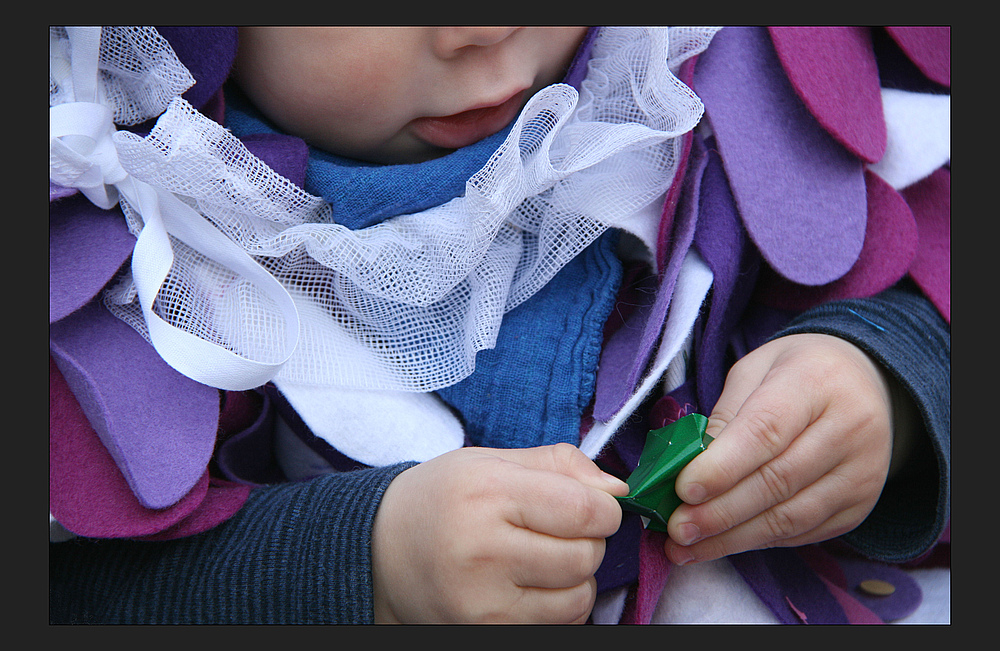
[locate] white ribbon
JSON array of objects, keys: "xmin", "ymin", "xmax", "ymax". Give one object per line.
[{"xmin": 49, "ymin": 27, "xmax": 300, "ymax": 390}]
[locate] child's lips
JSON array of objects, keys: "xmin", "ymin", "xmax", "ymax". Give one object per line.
[{"xmin": 409, "ymin": 90, "xmax": 527, "ymax": 150}]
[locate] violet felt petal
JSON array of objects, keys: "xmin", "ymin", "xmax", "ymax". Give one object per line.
[
  {"xmin": 592, "ymin": 136, "xmax": 705, "ymax": 422},
  {"xmin": 50, "ymin": 181, "xmax": 77, "ymax": 202},
  {"xmin": 49, "ymin": 194, "xmax": 136, "ymax": 324},
  {"xmin": 903, "ymin": 167, "xmax": 950, "ymax": 323},
  {"xmin": 768, "ymin": 26, "xmax": 886, "ymax": 164},
  {"xmin": 49, "ymin": 298, "xmax": 220, "ymax": 510},
  {"xmin": 694, "ymin": 26, "xmax": 868, "ymax": 286},
  {"xmin": 50, "ymin": 356, "xmax": 209, "ymax": 538},
  {"xmin": 693, "ymin": 144, "xmax": 761, "ymax": 412},
  {"xmin": 756, "ymin": 169, "xmax": 919, "ymax": 311},
  {"xmin": 885, "ymin": 27, "xmax": 950, "ymax": 88}
]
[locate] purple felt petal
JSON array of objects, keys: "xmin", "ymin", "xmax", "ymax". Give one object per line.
[
  {"xmin": 903, "ymin": 166, "xmax": 950, "ymax": 323},
  {"xmin": 592, "ymin": 136, "xmax": 705, "ymax": 422},
  {"xmin": 886, "ymin": 27, "xmax": 950, "ymax": 88},
  {"xmin": 768, "ymin": 26, "xmax": 886, "ymax": 164},
  {"xmin": 692, "ymin": 143, "xmax": 761, "ymax": 412},
  {"xmin": 756, "ymin": 169, "xmax": 919, "ymax": 311},
  {"xmin": 694, "ymin": 26, "xmax": 867, "ymax": 286},
  {"xmin": 50, "ymin": 356, "xmax": 209, "ymax": 538},
  {"xmin": 50, "ymin": 181, "xmax": 77, "ymax": 202},
  {"xmin": 49, "ymin": 298, "xmax": 220, "ymax": 510},
  {"xmin": 49, "ymin": 194, "xmax": 136, "ymax": 324}
]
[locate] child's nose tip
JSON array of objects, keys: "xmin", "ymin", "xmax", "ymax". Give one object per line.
[{"xmin": 432, "ymin": 27, "xmax": 520, "ymax": 58}]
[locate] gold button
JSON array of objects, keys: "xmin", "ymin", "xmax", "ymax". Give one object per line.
[{"xmin": 858, "ymin": 579, "xmax": 896, "ymax": 596}]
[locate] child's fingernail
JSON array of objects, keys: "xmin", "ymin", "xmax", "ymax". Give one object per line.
[
  {"xmin": 668, "ymin": 545, "xmax": 695, "ymax": 566},
  {"xmin": 603, "ymin": 474, "xmax": 630, "ymax": 492},
  {"xmin": 675, "ymin": 522, "xmax": 701, "ymax": 546},
  {"xmin": 684, "ymin": 482, "xmax": 707, "ymax": 504}
]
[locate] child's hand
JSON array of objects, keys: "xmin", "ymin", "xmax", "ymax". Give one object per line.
[
  {"xmin": 664, "ymin": 333, "xmax": 907, "ymax": 565},
  {"xmin": 371, "ymin": 443, "xmax": 628, "ymax": 623}
]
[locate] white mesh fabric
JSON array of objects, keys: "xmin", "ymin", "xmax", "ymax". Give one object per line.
[
  {"xmin": 50, "ymin": 26, "xmax": 195, "ymax": 125},
  {"xmin": 57, "ymin": 26, "xmax": 719, "ymax": 392}
]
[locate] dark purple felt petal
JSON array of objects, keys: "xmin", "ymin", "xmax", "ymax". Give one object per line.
[
  {"xmin": 903, "ymin": 166, "xmax": 950, "ymax": 323},
  {"xmin": 694, "ymin": 26, "xmax": 867, "ymax": 286},
  {"xmin": 885, "ymin": 27, "xmax": 950, "ymax": 88},
  {"xmin": 156, "ymin": 26, "xmax": 239, "ymax": 111},
  {"xmin": 756, "ymin": 169, "xmax": 919, "ymax": 311},
  {"xmin": 836, "ymin": 556, "xmax": 924, "ymax": 622},
  {"xmin": 50, "ymin": 355, "xmax": 209, "ymax": 538},
  {"xmin": 729, "ymin": 548, "xmax": 852, "ymax": 624},
  {"xmin": 49, "ymin": 194, "xmax": 135, "ymax": 324},
  {"xmin": 240, "ymin": 133, "xmax": 311, "ymax": 190},
  {"xmin": 49, "ymin": 299, "xmax": 220, "ymax": 510},
  {"xmin": 768, "ymin": 26, "xmax": 886, "ymax": 164}
]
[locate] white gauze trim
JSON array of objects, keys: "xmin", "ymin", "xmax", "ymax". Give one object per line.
[
  {"xmin": 56, "ymin": 26, "xmax": 720, "ymax": 392},
  {"xmin": 51, "ymin": 27, "xmax": 301, "ymax": 390}
]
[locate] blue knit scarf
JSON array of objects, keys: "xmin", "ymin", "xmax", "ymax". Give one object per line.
[{"xmin": 223, "ymin": 72, "xmax": 621, "ymax": 449}]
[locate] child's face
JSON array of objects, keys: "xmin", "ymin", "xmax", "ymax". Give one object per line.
[{"xmin": 233, "ymin": 27, "xmax": 589, "ymax": 164}]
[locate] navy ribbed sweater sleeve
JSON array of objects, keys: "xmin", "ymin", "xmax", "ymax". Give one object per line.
[
  {"xmin": 49, "ymin": 462, "xmax": 416, "ymax": 624},
  {"xmin": 770, "ymin": 284, "xmax": 950, "ymax": 562}
]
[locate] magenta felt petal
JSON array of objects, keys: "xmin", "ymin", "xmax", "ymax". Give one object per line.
[
  {"xmin": 757, "ymin": 170, "xmax": 919, "ymax": 311},
  {"xmin": 886, "ymin": 27, "xmax": 951, "ymax": 88},
  {"xmin": 694, "ymin": 26, "xmax": 867, "ymax": 286},
  {"xmin": 903, "ymin": 167, "xmax": 951, "ymax": 323},
  {"xmin": 768, "ymin": 26, "xmax": 886, "ymax": 164},
  {"xmin": 135, "ymin": 477, "xmax": 252, "ymax": 541},
  {"xmin": 50, "ymin": 355, "xmax": 209, "ymax": 538},
  {"xmin": 49, "ymin": 299, "xmax": 220, "ymax": 510}
]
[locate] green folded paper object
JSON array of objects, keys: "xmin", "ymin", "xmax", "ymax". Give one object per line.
[{"xmin": 615, "ymin": 413, "xmax": 712, "ymax": 532}]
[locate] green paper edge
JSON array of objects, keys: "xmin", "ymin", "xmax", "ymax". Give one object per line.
[{"xmin": 615, "ymin": 413, "xmax": 712, "ymax": 532}]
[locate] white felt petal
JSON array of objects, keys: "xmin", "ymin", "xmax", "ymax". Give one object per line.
[
  {"xmin": 591, "ymin": 587, "xmax": 630, "ymax": 624},
  {"xmin": 579, "ymin": 249, "xmax": 713, "ymax": 459},
  {"xmin": 868, "ymin": 88, "xmax": 950, "ymax": 190},
  {"xmin": 651, "ymin": 559, "xmax": 780, "ymax": 623},
  {"xmin": 273, "ymin": 380, "xmax": 465, "ymax": 467}
]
